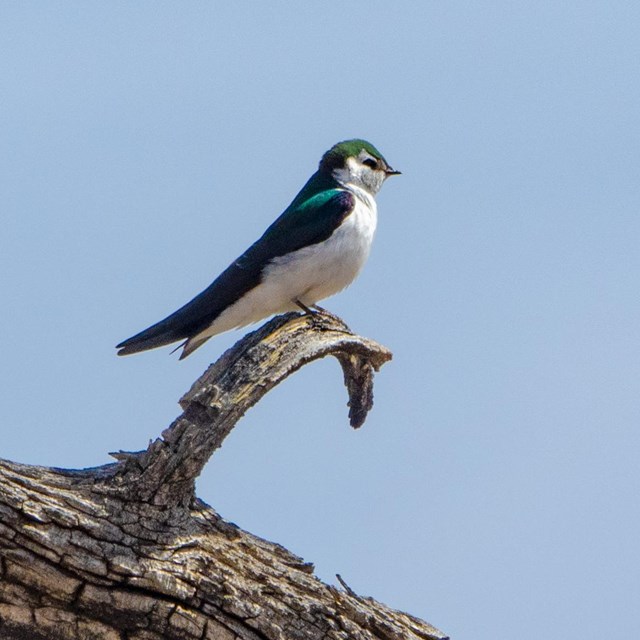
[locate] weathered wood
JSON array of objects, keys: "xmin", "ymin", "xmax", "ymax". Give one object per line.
[{"xmin": 0, "ymin": 311, "xmax": 447, "ymax": 640}]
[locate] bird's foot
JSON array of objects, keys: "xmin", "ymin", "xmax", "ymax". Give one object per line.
[
  {"xmin": 294, "ymin": 299, "xmax": 315, "ymax": 315},
  {"xmin": 295, "ymin": 299, "xmax": 333, "ymax": 329},
  {"xmin": 293, "ymin": 300, "xmax": 344, "ymax": 331}
]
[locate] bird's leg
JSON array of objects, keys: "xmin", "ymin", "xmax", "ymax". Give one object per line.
[
  {"xmin": 294, "ymin": 299, "xmax": 316, "ymax": 315},
  {"xmin": 294, "ymin": 300, "xmax": 333, "ymax": 328}
]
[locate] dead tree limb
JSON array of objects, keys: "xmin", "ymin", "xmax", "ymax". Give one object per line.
[{"xmin": 0, "ymin": 311, "xmax": 447, "ymax": 640}]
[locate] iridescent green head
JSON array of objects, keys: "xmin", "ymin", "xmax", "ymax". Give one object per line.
[{"xmin": 319, "ymin": 139, "xmax": 400, "ymax": 195}]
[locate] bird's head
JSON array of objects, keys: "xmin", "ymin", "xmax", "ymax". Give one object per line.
[{"xmin": 319, "ymin": 139, "xmax": 400, "ymax": 195}]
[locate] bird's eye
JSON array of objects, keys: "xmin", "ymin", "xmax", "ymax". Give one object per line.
[{"xmin": 362, "ymin": 158, "xmax": 378, "ymax": 169}]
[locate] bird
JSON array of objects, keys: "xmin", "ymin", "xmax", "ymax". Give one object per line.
[{"xmin": 116, "ymin": 139, "xmax": 400, "ymax": 359}]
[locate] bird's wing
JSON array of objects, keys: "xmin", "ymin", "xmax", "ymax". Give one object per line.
[
  {"xmin": 237, "ymin": 188, "xmax": 354, "ymax": 268},
  {"xmin": 116, "ymin": 188, "xmax": 355, "ymax": 356}
]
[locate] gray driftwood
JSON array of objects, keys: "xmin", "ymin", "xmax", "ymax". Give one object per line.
[{"xmin": 0, "ymin": 312, "xmax": 447, "ymax": 640}]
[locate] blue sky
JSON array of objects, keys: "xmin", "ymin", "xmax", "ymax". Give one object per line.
[{"xmin": 2, "ymin": 2, "xmax": 639, "ymax": 638}]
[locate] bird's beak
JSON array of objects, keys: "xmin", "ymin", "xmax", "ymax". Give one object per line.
[{"xmin": 385, "ymin": 167, "xmax": 401, "ymax": 176}]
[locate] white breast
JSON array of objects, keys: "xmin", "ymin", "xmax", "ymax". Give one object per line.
[
  {"xmin": 264, "ymin": 190, "xmax": 377, "ymax": 305},
  {"xmin": 194, "ymin": 189, "xmax": 377, "ymax": 340}
]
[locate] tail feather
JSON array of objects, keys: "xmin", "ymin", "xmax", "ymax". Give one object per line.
[
  {"xmin": 178, "ymin": 335, "xmax": 212, "ymax": 360},
  {"xmin": 116, "ymin": 320, "xmax": 214, "ymax": 359},
  {"xmin": 116, "ymin": 323, "xmax": 187, "ymax": 356}
]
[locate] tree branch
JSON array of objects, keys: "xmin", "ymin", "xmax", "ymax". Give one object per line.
[
  {"xmin": 113, "ymin": 311, "xmax": 392, "ymax": 507},
  {"xmin": 0, "ymin": 312, "xmax": 448, "ymax": 640}
]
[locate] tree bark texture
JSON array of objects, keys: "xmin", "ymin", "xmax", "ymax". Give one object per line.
[{"xmin": 0, "ymin": 312, "xmax": 448, "ymax": 640}]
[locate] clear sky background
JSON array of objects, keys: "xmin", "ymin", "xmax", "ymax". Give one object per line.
[{"xmin": 2, "ymin": 3, "xmax": 639, "ymax": 639}]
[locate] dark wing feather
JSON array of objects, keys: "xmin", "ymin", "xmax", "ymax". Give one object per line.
[{"xmin": 116, "ymin": 187, "xmax": 354, "ymax": 356}]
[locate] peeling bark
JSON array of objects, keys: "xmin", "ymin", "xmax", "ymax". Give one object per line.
[{"xmin": 0, "ymin": 311, "xmax": 447, "ymax": 640}]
